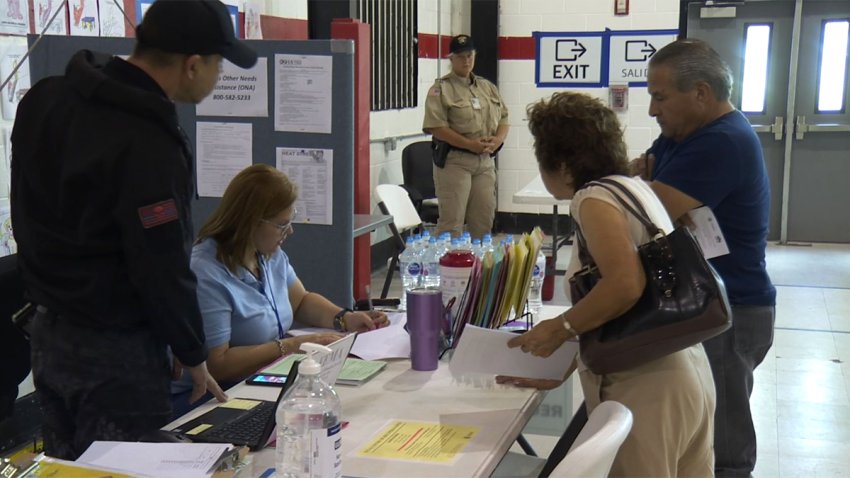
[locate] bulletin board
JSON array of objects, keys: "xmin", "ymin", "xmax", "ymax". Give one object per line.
[{"xmin": 26, "ymin": 35, "xmax": 356, "ymax": 307}]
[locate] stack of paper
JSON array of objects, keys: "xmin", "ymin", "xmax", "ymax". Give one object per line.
[
  {"xmin": 451, "ymin": 227, "xmax": 544, "ymax": 342},
  {"xmin": 47, "ymin": 441, "xmax": 239, "ymax": 478}
]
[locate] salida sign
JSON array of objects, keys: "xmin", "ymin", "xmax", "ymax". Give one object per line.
[{"xmin": 609, "ymin": 30, "xmax": 677, "ymax": 86}]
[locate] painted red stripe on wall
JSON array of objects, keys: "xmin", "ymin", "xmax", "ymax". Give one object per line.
[
  {"xmin": 418, "ymin": 33, "xmax": 453, "ymax": 59},
  {"xmin": 499, "ymin": 36, "xmax": 536, "ymax": 60},
  {"xmin": 417, "ymin": 34, "xmax": 535, "ymax": 60}
]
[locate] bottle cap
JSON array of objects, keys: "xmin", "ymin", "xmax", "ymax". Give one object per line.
[{"xmin": 298, "ymin": 343, "xmax": 333, "ymax": 375}]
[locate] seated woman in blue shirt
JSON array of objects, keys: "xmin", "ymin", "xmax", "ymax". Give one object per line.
[{"xmin": 172, "ymin": 164, "xmax": 388, "ymax": 416}]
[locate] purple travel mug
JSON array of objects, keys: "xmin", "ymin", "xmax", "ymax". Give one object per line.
[{"xmin": 407, "ymin": 288, "xmax": 442, "ymax": 371}]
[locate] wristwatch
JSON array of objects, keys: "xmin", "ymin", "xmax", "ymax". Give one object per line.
[{"xmin": 333, "ymin": 308, "xmax": 352, "ymax": 331}]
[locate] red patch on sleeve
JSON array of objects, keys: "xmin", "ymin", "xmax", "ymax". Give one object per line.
[{"xmin": 138, "ymin": 199, "xmax": 179, "ymax": 229}]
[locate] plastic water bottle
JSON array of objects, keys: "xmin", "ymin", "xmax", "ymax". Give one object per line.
[
  {"xmin": 461, "ymin": 231, "xmax": 472, "ymax": 248},
  {"xmin": 528, "ymin": 250, "xmax": 546, "ymax": 320},
  {"xmin": 482, "ymin": 234, "xmax": 495, "ymax": 255},
  {"xmin": 276, "ymin": 343, "xmax": 342, "ymax": 478},
  {"xmin": 471, "ymin": 238, "xmax": 482, "ymax": 258},
  {"xmin": 399, "ymin": 236, "xmax": 422, "ymax": 310},
  {"xmin": 422, "ymin": 237, "xmax": 441, "ymax": 288}
]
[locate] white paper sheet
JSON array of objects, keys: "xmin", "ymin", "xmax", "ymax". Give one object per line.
[
  {"xmin": 0, "ymin": 39, "xmax": 30, "ymax": 121},
  {"xmin": 276, "ymin": 147, "xmax": 333, "ymax": 225},
  {"xmin": 449, "ymin": 325, "xmax": 578, "ymax": 381},
  {"xmin": 34, "ymin": 0, "xmax": 67, "ymax": 35},
  {"xmin": 0, "ymin": 200, "xmax": 15, "ymax": 257},
  {"xmin": 0, "ymin": 0, "xmax": 29, "ymax": 35},
  {"xmin": 196, "ymin": 122, "xmax": 252, "ymax": 198},
  {"xmin": 274, "ymin": 54, "xmax": 333, "ymax": 134},
  {"xmin": 687, "ymin": 206, "xmax": 730, "ymax": 259},
  {"xmin": 287, "ymin": 313, "xmax": 411, "ymax": 361},
  {"xmin": 243, "ymin": 0, "xmax": 263, "ymax": 39},
  {"xmin": 69, "ymin": 0, "xmax": 99, "ymax": 36},
  {"xmin": 197, "ymin": 58, "xmax": 269, "ymax": 117},
  {"xmin": 99, "ymin": 0, "xmax": 127, "ymax": 37},
  {"xmin": 77, "ymin": 441, "xmax": 232, "ymax": 478}
]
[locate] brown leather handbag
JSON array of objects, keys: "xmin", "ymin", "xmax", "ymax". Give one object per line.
[{"xmin": 569, "ymin": 178, "xmax": 732, "ymax": 375}]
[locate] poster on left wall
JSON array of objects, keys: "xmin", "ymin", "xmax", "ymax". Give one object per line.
[{"xmin": 0, "ymin": 0, "xmax": 30, "ymax": 35}]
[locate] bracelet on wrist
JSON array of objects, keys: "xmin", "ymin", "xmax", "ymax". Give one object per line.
[
  {"xmin": 276, "ymin": 338, "xmax": 288, "ymax": 357},
  {"xmin": 562, "ymin": 316, "xmax": 579, "ymax": 337},
  {"xmin": 333, "ymin": 308, "xmax": 352, "ymax": 332}
]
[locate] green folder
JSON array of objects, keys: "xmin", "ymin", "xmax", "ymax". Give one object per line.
[{"xmin": 262, "ymin": 354, "xmax": 387, "ymax": 386}]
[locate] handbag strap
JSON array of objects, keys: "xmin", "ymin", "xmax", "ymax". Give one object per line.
[
  {"xmin": 572, "ymin": 177, "xmax": 664, "ymax": 267},
  {"xmin": 588, "ymin": 178, "xmax": 664, "ymax": 238}
]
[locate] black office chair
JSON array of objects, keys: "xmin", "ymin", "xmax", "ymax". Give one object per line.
[{"xmin": 401, "ymin": 141, "xmax": 439, "ymax": 225}]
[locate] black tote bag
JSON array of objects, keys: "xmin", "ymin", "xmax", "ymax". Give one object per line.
[{"xmin": 569, "ymin": 178, "xmax": 732, "ymax": 375}]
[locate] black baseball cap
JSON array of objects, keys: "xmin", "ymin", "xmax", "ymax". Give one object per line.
[
  {"xmin": 136, "ymin": 0, "xmax": 257, "ymax": 69},
  {"xmin": 449, "ymin": 35, "xmax": 475, "ymax": 55}
]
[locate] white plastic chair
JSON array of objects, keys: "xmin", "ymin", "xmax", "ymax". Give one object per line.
[
  {"xmin": 548, "ymin": 401, "xmax": 633, "ymax": 478},
  {"xmin": 493, "ymin": 400, "xmax": 632, "ymax": 478},
  {"xmin": 374, "ymin": 184, "xmax": 424, "ymax": 298}
]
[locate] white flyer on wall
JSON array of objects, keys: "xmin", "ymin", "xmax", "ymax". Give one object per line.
[
  {"xmin": 276, "ymin": 147, "xmax": 333, "ymax": 225},
  {"xmin": 99, "ymin": 0, "xmax": 127, "ymax": 37},
  {"xmin": 0, "ymin": 200, "xmax": 15, "ymax": 257},
  {"xmin": 69, "ymin": 0, "xmax": 98, "ymax": 36},
  {"xmin": 0, "ymin": 39, "xmax": 31, "ymax": 121},
  {"xmin": 196, "ymin": 122, "xmax": 253, "ymax": 198},
  {"xmin": 197, "ymin": 58, "xmax": 268, "ymax": 117},
  {"xmin": 0, "ymin": 0, "xmax": 29, "ymax": 35},
  {"xmin": 34, "ymin": 0, "xmax": 67, "ymax": 35},
  {"xmin": 274, "ymin": 54, "xmax": 332, "ymax": 134},
  {"xmin": 243, "ymin": 0, "xmax": 263, "ymax": 39}
]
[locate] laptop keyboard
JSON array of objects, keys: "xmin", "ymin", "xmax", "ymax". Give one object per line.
[{"xmin": 202, "ymin": 401, "xmax": 275, "ymax": 444}]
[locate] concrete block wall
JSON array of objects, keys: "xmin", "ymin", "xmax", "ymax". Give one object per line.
[{"xmin": 496, "ymin": 0, "xmax": 679, "ymax": 214}]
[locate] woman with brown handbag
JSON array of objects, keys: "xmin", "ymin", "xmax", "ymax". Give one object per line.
[{"xmin": 501, "ymin": 92, "xmax": 716, "ymax": 477}]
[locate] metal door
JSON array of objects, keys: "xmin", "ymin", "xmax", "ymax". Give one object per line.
[{"xmin": 688, "ymin": 0, "xmax": 850, "ymax": 243}]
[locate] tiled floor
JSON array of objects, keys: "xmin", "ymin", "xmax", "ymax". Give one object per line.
[{"xmin": 373, "ymin": 240, "xmax": 850, "ymax": 477}]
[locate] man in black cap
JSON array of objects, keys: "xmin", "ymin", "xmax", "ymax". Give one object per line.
[
  {"xmin": 10, "ymin": 0, "xmax": 257, "ymax": 459},
  {"xmin": 423, "ymin": 34, "xmax": 509, "ymax": 239}
]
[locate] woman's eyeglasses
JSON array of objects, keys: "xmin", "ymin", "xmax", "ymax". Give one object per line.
[{"xmin": 261, "ymin": 208, "xmax": 298, "ymax": 236}]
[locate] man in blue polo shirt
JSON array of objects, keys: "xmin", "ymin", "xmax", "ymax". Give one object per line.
[{"xmin": 633, "ymin": 39, "xmax": 776, "ymax": 477}]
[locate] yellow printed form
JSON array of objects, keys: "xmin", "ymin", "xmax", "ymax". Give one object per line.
[
  {"xmin": 357, "ymin": 420, "xmax": 479, "ymax": 463},
  {"xmin": 219, "ymin": 399, "xmax": 260, "ymax": 410}
]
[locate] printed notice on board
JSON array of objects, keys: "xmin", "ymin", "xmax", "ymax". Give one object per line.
[
  {"xmin": 197, "ymin": 58, "xmax": 268, "ymax": 117},
  {"xmin": 357, "ymin": 420, "xmax": 480, "ymax": 464},
  {"xmin": 276, "ymin": 147, "xmax": 333, "ymax": 225},
  {"xmin": 274, "ymin": 54, "xmax": 333, "ymax": 134},
  {"xmin": 196, "ymin": 122, "xmax": 252, "ymax": 198}
]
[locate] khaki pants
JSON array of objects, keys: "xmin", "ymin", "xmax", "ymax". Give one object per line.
[
  {"xmin": 580, "ymin": 344, "xmax": 716, "ymax": 477},
  {"xmin": 433, "ymin": 150, "xmax": 496, "ymax": 239}
]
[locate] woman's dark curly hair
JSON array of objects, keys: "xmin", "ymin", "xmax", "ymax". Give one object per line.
[{"xmin": 526, "ymin": 92, "xmax": 629, "ymax": 190}]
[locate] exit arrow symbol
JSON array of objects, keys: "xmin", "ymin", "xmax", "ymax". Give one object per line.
[
  {"xmin": 625, "ymin": 40, "xmax": 657, "ymax": 61},
  {"xmin": 555, "ymin": 39, "xmax": 588, "ymax": 61}
]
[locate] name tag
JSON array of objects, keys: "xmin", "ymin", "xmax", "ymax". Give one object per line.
[{"xmin": 470, "ymin": 97, "xmax": 481, "ymax": 110}]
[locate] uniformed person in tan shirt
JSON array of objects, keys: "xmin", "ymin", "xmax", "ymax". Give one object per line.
[{"xmin": 423, "ymin": 34, "xmax": 509, "ymax": 239}]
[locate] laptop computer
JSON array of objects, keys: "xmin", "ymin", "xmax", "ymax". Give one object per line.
[{"xmin": 170, "ymin": 362, "xmax": 300, "ymax": 451}]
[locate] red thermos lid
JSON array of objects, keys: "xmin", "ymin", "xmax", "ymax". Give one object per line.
[{"xmin": 439, "ymin": 250, "xmax": 474, "ymax": 267}]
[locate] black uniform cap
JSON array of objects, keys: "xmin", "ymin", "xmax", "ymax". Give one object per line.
[
  {"xmin": 450, "ymin": 34, "xmax": 475, "ymax": 55},
  {"xmin": 136, "ymin": 0, "xmax": 257, "ymax": 69}
]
